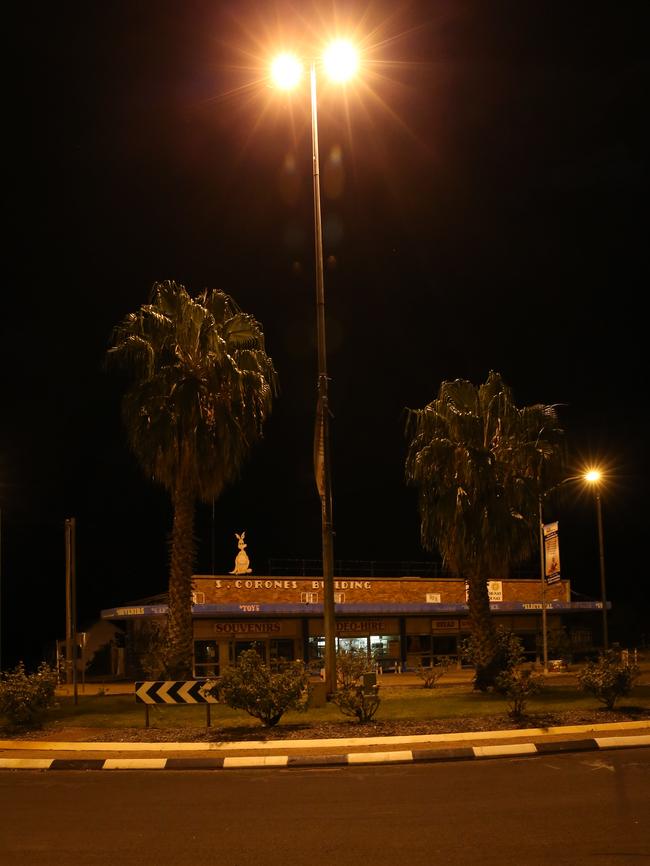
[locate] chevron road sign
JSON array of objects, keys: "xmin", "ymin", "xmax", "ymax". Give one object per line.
[
  {"xmin": 135, "ymin": 681, "xmax": 219, "ymax": 704},
  {"xmin": 135, "ymin": 681, "xmax": 219, "ymax": 727}
]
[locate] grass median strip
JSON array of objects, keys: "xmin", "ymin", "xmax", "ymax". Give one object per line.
[{"xmin": 29, "ymin": 681, "xmax": 650, "ymax": 736}]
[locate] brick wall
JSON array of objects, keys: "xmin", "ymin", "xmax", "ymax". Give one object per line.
[{"xmin": 192, "ymin": 575, "xmax": 569, "ymax": 605}]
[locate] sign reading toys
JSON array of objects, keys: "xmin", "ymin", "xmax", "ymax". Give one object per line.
[{"xmin": 543, "ymin": 521, "xmax": 561, "ymax": 584}]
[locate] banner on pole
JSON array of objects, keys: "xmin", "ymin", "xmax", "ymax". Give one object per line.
[
  {"xmin": 313, "ymin": 397, "xmax": 325, "ymax": 498},
  {"xmin": 543, "ymin": 521, "xmax": 561, "ymax": 584}
]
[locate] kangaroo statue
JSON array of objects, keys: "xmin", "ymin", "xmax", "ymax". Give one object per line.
[{"xmin": 229, "ymin": 531, "xmax": 252, "ymax": 575}]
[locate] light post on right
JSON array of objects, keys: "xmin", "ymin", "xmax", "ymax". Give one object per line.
[{"xmin": 585, "ymin": 469, "xmax": 609, "ymax": 650}]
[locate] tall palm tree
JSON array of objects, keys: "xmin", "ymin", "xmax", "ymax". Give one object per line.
[
  {"xmin": 107, "ymin": 280, "xmax": 278, "ymax": 676},
  {"xmin": 405, "ymin": 371, "xmax": 564, "ymax": 689}
]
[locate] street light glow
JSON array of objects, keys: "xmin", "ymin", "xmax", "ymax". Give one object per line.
[
  {"xmin": 271, "ymin": 53, "xmax": 303, "ymax": 90},
  {"xmin": 323, "ymin": 40, "xmax": 359, "ymax": 83},
  {"xmin": 585, "ymin": 469, "xmax": 602, "ymax": 484}
]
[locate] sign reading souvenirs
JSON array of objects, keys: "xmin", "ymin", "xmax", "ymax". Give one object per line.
[
  {"xmin": 135, "ymin": 681, "xmax": 218, "ymax": 704},
  {"xmin": 214, "ymin": 621, "xmax": 282, "ymax": 635}
]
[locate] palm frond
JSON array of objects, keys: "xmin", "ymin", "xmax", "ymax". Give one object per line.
[
  {"xmin": 107, "ymin": 280, "xmax": 278, "ymax": 503},
  {"xmin": 405, "ymin": 371, "xmax": 566, "ymax": 575}
]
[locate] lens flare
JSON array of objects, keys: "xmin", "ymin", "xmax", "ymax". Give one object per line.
[
  {"xmin": 271, "ymin": 53, "xmax": 303, "ymax": 90},
  {"xmin": 323, "ymin": 40, "xmax": 359, "ymax": 83}
]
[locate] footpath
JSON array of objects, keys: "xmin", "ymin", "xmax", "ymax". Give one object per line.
[{"xmin": 1, "ymin": 671, "xmax": 649, "ymax": 771}]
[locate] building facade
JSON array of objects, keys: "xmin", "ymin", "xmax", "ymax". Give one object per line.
[{"xmin": 101, "ymin": 573, "xmax": 607, "ymax": 677}]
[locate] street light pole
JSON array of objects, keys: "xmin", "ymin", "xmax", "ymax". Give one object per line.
[
  {"xmin": 594, "ymin": 489, "xmax": 609, "ymax": 651},
  {"xmin": 538, "ymin": 497, "xmax": 548, "ymax": 673},
  {"xmin": 584, "ymin": 469, "xmax": 609, "ymax": 652},
  {"xmin": 271, "ymin": 43, "xmax": 359, "ymax": 695},
  {"xmin": 309, "ymin": 61, "xmax": 337, "ymax": 696}
]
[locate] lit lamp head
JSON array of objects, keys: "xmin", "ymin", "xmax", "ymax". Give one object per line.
[
  {"xmin": 271, "ymin": 41, "xmax": 359, "ymax": 89},
  {"xmin": 584, "ymin": 469, "xmax": 602, "ymax": 485},
  {"xmin": 271, "ymin": 52, "xmax": 303, "ymax": 90},
  {"xmin": 322, "ymin": 39, "xmax": 359, "ymax": 83}
]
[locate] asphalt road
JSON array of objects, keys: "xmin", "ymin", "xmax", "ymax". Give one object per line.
[{"xmin": 1, "ymin": 749, "xmax": 648, "ymax": 866}]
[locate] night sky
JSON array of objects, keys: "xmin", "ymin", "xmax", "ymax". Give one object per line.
[{"xmin": 4, "ymin": 1, "xmax": 648, "ymax": 667}]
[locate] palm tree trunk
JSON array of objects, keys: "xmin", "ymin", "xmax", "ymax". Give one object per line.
[
  {"xmin": 466, "ymin": 570, "xmax": 499, "ymax": 691},
  {"xmin": 167, "ymin": 484, "xmax": 196, "ymax": 678}
]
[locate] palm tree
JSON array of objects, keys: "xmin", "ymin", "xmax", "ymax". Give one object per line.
[
  {"xmin": 405, "ymin": 371, "xmax": 564, "ymax": 690},
  {"xmin": 107, "ymin": 280, "xmax": 278, "ymax": 676}
]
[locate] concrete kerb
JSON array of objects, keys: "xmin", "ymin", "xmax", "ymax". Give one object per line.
[{"xmin": 1, "ymin": 720, "xmax": 649, "ymax": 771}]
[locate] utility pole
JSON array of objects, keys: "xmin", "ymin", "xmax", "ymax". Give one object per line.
[
  {"xmin": 65, "ymin": 518, "xmax": 78, "ymax": 704},
  {"xmin": 594, "ymin": 491, "xmax": 609, "ymax": 651},
  {"xmin": 538, "ymin": 497, "xmax": 548, "ymax": 673},
  {"xmin": 310, "ymin": 62, "xmax": 337, "ymax": 695},
  {"xmin": 0, "ymin": 508, "xmax": 3, "ymax": 672}
]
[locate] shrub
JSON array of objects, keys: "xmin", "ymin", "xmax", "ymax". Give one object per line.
[
  {"xmin": 460, "ymin": 626, "xmax": 526, "ymax": 688},
  {"xmin": 0, "ymin": 662, "xmax": 58, "ymax": 729},
  {"xmin": 495, "ymin": 667, "xmax": 545, "ymax": 718},
  {"xmin": 416, "ymin": 657, "xmax": 451, "ymax": 689},
  {"xmin": 331, "ymin": 649, "xmax": 381, "ymax": 723},
  {"xmin": 578, "ymin": 650, "xmax": 640, "ymax": 710},
  {"xmin": 210, "ymin": 648, "xmax": 309, "ymax": 727}
]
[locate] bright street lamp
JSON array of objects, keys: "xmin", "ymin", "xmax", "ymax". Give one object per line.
[
  {"xmin": 584, "ymin": 468, "xmax": 609, "ymax": 650},
  {"xmin": 270, "ymin": 53, "xmax": 303, "ymax": 90},
  {"xmin": 270, "ymin": 41, "xmax": 360, "ymax": 696},
  {"xmin": 538, "ymin": 468, "xmax": 611, "ymax": 668},
  {"xmin": 323, "ymin": 40, "xmax": 359, "ymax": 83}
]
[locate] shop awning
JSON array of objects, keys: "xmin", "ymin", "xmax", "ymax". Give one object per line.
[{"xmin": 101, "ymin": 600, "xmax": 609, "ymax": 620}]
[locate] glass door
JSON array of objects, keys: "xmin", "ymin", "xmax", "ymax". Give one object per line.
[{"xmin": 193, "ymin": 640, "xmax": 219, "ymax": 677}]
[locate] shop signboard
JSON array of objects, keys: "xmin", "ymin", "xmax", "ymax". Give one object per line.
[{"xmin": 431, "ymin": 619, "xmax": 460, "ymax": 633}]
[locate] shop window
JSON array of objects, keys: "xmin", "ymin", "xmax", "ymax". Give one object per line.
[
  {"xmin": 432, "ymin": 635, "xmax": 457, "ymax": 657},
  {"xmin": 193, "ymin": 640, "xmax": 219, "ymax": 677},
  {"xmin": 337, "ymin": 637, "xmax": 369, "ymax": 655},
  {"xmin": 270, "ymin": 639, "xmax": 295, "ymax": 672},
  {"xmin": 301, "ymin": 592, "xmax": 319, "ymax": 604},
  {"xmin": 308, "ymin": 636, "xmax": 325, "ymax": 661},
  {"xmin": 232, "ymin": 640, "xmax": 264, "ymax": 664},
  {"xmin": 309, "ymin": 634, "xmax": 402, "ymax": 672},
  {"xmin": 571, "ymin": 629, "xmax": 592, "ymax": 648},
  {"xmin": 334, "ymin": 592, "xmax": 345, "ymax": 603},
  {"xmin": 520, "ymin": 633, "xmax": 537, "ymax": 659},
  {"xmin": 406, "ymin": 634, "xmax": 434, "ymax": 668},
  {"xmin": 371, "ymin": 635, "xmax": 401, "ymax": 672}
]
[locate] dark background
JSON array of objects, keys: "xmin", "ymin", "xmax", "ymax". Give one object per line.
[{"xmin": 3, "ymin": 0, "xmax": 648, "ymax": 668}]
